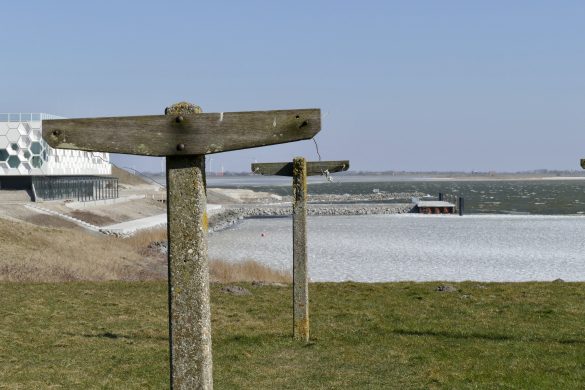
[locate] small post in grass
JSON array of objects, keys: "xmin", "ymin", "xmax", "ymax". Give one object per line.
[
  {"xmin": 252, "ymin": 159, "xmax": 349, "ymax": 341},
  {"xmin": 43, "ymin": 103, "xmax": 321, "ymax": 389}
]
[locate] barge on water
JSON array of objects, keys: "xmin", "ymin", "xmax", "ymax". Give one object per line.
[{"xmin": 415, "ymin": 200, "xmax": 455, "ymax": 214}]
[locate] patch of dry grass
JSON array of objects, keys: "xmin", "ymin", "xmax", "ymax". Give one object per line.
[
  {"xmin": 24, "ymin": 214, "xmax": 79, "ymax": 229},
  {"xmin": 0, "ymin": 219, "xmax": 163, "ymax": 282},
  {"xmin": 0, "ymin": 219, "xmax": 289, "ymax": 284},
  {"xmin": 111, "ymin": 166, "xmax": 150, "ymax": 186},
  {"xmin": 123, "ymin": 227, "xmax": 167, "ymax": 253},
  {"xmin": 209, "ymin": 259, "xmax": 291, "ymax": 284}
]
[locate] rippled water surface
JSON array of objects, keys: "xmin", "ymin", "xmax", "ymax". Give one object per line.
[
  {"xmin": 209, "ymin": 214, "xmax": 585, "ymax": 282},
  {"xmin": 208, "ymin": 176, "xmax": 585, "ymax": 215}
]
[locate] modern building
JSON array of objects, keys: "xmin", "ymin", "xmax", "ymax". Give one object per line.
[{"xmin": 0, "ymin": 113, "xmax": 117, "ymax": 201}]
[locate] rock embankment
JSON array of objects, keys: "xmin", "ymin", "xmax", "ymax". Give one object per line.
[
  {"xmin": 283, "ymin": 192, "xmax": 425, "ymax": 203},
  {"xmin": 208, "ymin": 203, "xmax": 414, "ymax": 232}
]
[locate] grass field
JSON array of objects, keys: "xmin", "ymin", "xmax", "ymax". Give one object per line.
[{"xmin": 1, "ymin": 281, "xmax": 584, "ymax": 389}]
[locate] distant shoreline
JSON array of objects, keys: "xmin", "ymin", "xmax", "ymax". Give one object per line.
[{"xmin": 393, "ymin": 176, "xmax": 585, "ymax": 182}]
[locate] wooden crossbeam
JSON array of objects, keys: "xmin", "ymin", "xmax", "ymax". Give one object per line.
[
  {"xmin": 42, "ymin": 109, "xmax": 321, "ymax": 156},
  {"xmin": 252, "ymin": 160, "xmax": 349, "ymax": 176}
]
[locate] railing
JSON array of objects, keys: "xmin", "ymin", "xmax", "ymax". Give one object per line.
[
  {"xmin": 0, "ymin": 113, "xmax": 65, "ymax": 122},
  {"xmin": 32, "ymin": 176, "xmax": 119, "ymax": 202}
]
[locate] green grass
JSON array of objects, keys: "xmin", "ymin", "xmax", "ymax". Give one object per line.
[{"xmin": 1, "ymin": 282, "xmax": 584, "ymax": 389}]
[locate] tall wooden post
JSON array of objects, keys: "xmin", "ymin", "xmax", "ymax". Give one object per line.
[
  {"xmin": 165, "ymin": 103, "xmax": 212, "ymax": 389},
  {"xmin": 252, "ymin": 159, "xmax": 349, "ymax": 342},
  {"xmin": 292, "ymin": 157, "xmax": 309, "ymax": 342}
]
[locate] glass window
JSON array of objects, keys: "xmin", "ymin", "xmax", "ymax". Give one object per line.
[
  {"xmin": 31, "ymin": 156, "xmax": 43, "ymax": 168},
  {"xmin": 30, "ymin": 142, "xmax": 42, "ymax": 155},
  {"xmin": 7, "ymin": 155, "xmax": 20, "ymax": 168}
]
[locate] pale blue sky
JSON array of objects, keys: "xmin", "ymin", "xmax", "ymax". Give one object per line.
[{"xmin": 1, "ymin": 1, "xmax": 583, "ymax": 172}]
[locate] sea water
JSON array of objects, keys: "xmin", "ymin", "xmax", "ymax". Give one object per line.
[
  {"xmin": 208, "ymin": 176, "xmax": 585, "ymax": 215},
  {"xmin": 208, "ymin": 214, "xmax": 585, "ymax": 282}
]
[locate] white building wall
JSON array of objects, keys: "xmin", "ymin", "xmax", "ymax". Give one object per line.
[{"xmin": 0, "ymin": 114, "xmax": 111, "ymax": 176}]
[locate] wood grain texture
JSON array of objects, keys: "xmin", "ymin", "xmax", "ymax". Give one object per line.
[
  {"xmin": 252, "ymin": 160, "xmax": 349, "ymax": 176},
  {"xmin": 42, "ymin": 109, "xmax": 321, "ymax": 156}
]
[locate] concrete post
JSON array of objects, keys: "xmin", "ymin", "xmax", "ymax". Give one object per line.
[
  {"xmin": 292, "ymin": 157, "xmax": 309, "ymax": 342},
  {"xmin": 165, "ymin": 103, "xmax": 213, "ymax": 389}
]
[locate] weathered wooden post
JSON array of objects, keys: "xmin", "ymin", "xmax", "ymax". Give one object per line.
[
  {"xmin": 43, "ymin": 104, "xmax": 321, "ymax": 389},
  {"xmin": 252, "ymin": 159, "xmax": 349, "ymax": 341}
]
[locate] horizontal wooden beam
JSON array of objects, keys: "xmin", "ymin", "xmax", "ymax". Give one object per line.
[
  {"xmin": 252, "ymin": 160, "xmax": 349, "ymax": 176},
  {"xmin": 42, "ymin": 109, "xmax": 321, "ymax": 156}
]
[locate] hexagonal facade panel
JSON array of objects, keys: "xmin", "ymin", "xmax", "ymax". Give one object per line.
[
  {"xmin": 0, "ymin": 114, "xmax": 112, "ymax": 176},
  {"xmin": 7, "ymin": 155, "xmax": 20, "ymax": 168},
  {"xmin": 30, "ymin": 129, "xmax": 41, "ymax": 141},
  {"xmin": 6, "ymin": 128, "xmax": 20, "ymax": 143},
  {"xmin": 17, "ymin": 123, "xmax": 30, "ymax": 135},
  {"xmin": 18, "ymin": 135, "xmax": 31, "ymax": 149},
  {"xmin": 31, "ymin": 156, "xmax": 43, "ymax": 168},
  {"xmin": 18, "ymin": 163, "xmax": 31, "ymax": 175},
  {"xmin": 30, "ymin": 142, "xmax": 42, "ymax": 155}
]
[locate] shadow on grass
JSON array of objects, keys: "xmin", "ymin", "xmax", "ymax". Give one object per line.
[
  {"xmin": 63, "ymin": 331, "xmax": 167, "ymax": 341},
  {"xmin": 392, "ymin": 328, "xmax": 585, "ymax": 345}
]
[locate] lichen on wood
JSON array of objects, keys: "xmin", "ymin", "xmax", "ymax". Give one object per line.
[{"xmin": 165, "ymin": 102, "xmax": 203, "ymax": 115}]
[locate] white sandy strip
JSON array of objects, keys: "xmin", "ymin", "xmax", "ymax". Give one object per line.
[{"xmin": 100, "ymin": 214, "xmax": 167, "ymax": 236}]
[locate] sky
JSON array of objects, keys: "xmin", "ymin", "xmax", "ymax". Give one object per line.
[{"xmin": 1, "ymin": 1, "xmax": 583, "ymax": 173}]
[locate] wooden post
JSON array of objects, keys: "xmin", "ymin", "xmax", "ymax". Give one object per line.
[
  {"xmin": 251, "ymin": 159, "xmax": 349, "ymax": 342},
  {"xmin": 165, "ymin": 103, "xmax": 212, "ymax": 389},
  {"xmin": 458, "ymin": 196, "xmax": 465, "ymax": 216},
  {"xmin": 292, "ymin": 157, "xmax": 309, "ymax": 342}
]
